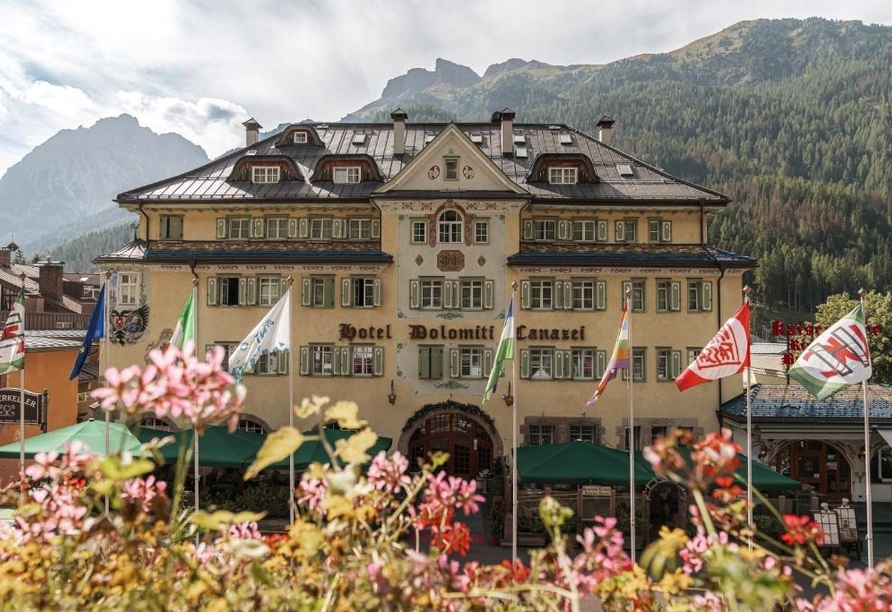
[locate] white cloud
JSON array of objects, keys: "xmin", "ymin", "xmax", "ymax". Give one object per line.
[{"xmin": 0, "ymin": 0, "xmax": 889, "ymax": 177}]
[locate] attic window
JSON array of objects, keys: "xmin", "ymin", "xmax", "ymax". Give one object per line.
[
  {"xmin": 470, "ymin": 134, "xmax": 483, "ymax": 144},
  {"xmin": 252, "ymin": 166, "xmax": 280, "ymax": 184},
  {"xmin": 333, "ymin": 166, "xmax": 361, "ymax": 184},
  {"xmin": 246, "ymin": 150, "xmax": 257, "ymax": 156},
  {"xmin": 559, "ymin": 134, "xmax": 573, "ymax": 145},
  {"xmin": 549, "ymin": 167, "xmax": 577, "ymax": 185},
  {"xmin": 514, "ymin": 146, "xmax": 528, "ymax": 159},
  {"xmin": 617, "ymin": 164, "xmax": 635, "ymax": 177},
  {"xmin": 293, "ymin": 131, "xmax": 308, "ymax": 144},
  {"xmin": 513, "ymin": 134, "xmax": 526, "ymax": 145},
  {"xmin": 425, "ymin": 134, "xmax": 436, "ymax": 144},
  {"xmin": 352, "ymin": 133, "xmax": 367, "ymax": 146}
]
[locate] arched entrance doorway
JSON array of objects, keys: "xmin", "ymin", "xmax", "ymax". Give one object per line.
[
  {"xmin": 400, "ymin": 400, "xmax": 501, "ymax": 479},
  {"xmin": 774, "ymin": 440, "xmax": 851, "ymax": 500}
]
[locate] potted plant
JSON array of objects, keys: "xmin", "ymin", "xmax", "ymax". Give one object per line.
[{"xmin": 489, "ymin": 496, "xmax": 506, "ymax": 545}]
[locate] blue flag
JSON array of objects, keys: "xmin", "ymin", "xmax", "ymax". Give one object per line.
[{"xmin": 69, "ymin": 284, "xmax": 106, "ymax": 380}]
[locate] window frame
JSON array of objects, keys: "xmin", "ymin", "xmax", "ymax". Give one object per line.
[
  {"xmin": 310, "ymin": 217, "xmax": 333, "ymax": 240},
  {"xmin": 251, "ymin": 166, "xmax": 280, "ymax": 184},
  {"xmin": 159, "ymin": 215, "xmax": 183, "ymax": 240},
  {"xmin": 460, "ymin": 278, "xmax": 485, "ymax": 310},
  {"xmin": 533, "ymin": 218, "xmax": 556, "ymax": 241},
  {"xmin": 348, "ymin": 218, "xmax": 372, "ymax": 240},
  {"xmin": 528, "ymin": 424, "xmax": 556, "ymax": 446},
  {"xmin": 411, "ymin": 219, "xmax": 428, "ymax": 244},
  {"xmin": 257, "ymin": 276, "xmax": 283, "ymax": 307},
  {"xmin": 311, "ymin": 344, "xmax": 334, "ymax": 376},
  {"xmin": 227, "ymin": 217, "xmax": 252, "ymax": 240},
  {"xmin": 444, "ymin": 157, "xmax": 459, "ymax": 181},
  {"xmin": 687, "ymin": 280, "xmax": 713, "ymax": 312},
  {"xmin": 530, "ymin": 347, "xmax": 554, "ymax": 380},
  {"xmin": 333, "ymin": 166, "xmax": 361, "ymax": 184},
  {"xmin": 265, "ymin": 216, "xmax": 289, "ymax": 239},
  {"xmin": 118, "ymin": 272, "xmax": 139, "ymax": 306},
  {"xmin": 352, "ymin": 345, "xmax": 374, "ymax": 376},
  {"xmin": 615, "ymin": 218, "xmax": 637, "ymax": 243},
  {"xmin": 473, "ymin": 219, "xmax": 489, "ymax": 244},
  {"xmin": 458, "ymin": 346, "xmax": 485, "ymax": 379},
  {"xmin": 420, "ymin": 278, "xmax": 444, "ymax": 309},
  {"xmin": 438, "ymin": 210, "xmax": 463, "ymax": 243},
  {"xmin": 548, "ymin": 166, "xmax": 578, "ymax": 185}
]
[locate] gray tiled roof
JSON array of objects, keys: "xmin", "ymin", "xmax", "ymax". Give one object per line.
[
  {"xmin": 507, "ymin": 244, "xmax": 754, "ymax": 268},
  {"xmin": 25, "ymin": 329, "xmax": 85, "ymax": 351},
  {"xmin": 721, "ymin": 383, "xmax": 892, "ymax": 421},
  {"xmin": 116, "ymin": 121, "xmax": 729, "ymax": 205}
]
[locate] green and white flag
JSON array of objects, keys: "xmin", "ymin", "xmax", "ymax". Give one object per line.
[
  {"xmin": 788, "ymin": 303, "xmax": 872, "ymax": 400},
  {"xmin": 169, "ymin": 291, "xmax": 195, "ymax": 349},
  {"xmin": 228, "ymin": 288, "xmax": 292, "ymax": 380},
  {"xmin": 0, "ymin": 287, "xmax": 25, "ymax": 375},
  {"xmin": 482, "ymin": 298, "xmax": 515, "ymax": 408}
]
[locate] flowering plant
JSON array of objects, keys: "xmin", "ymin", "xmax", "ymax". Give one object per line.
[{"xmin": 1, "ymin": 346, "xmax": 891, "ymax": 609}]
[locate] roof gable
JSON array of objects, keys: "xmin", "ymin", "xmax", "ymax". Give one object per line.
[{"xmin": 375, "ymin": 123, "xmax": 526, "ymax": 195}]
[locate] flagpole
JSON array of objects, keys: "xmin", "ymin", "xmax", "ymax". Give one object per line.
[
  {"xmin": 624, "ymin": 288, "xmax": 636, "ymax": 564},
  {"xmin": 103, "ymin": 271, "xmax": 111, "ymax": 513},
  {"xmin": 19, "ymin": 273, "xmax": 26, "ymax": 476},
  {"xmin": 860, "ymin": 288, "xmax": 874, "ymax": 567},
  {"xmin": 191, "ymin": 276, "xmax": 200, "ymax": 515},
  {"xmin": 286, "ymin": 278, "xmax": 295, "ymax": 526},
  {"xmin": 744, "ymin": 286, "xmax": 754, "ymax": 537},
  {"xmin": 509, "ymin": 281, "xmax": 518, "ymax": 564}
]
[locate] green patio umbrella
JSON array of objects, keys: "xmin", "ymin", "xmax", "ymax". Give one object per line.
[
  {"xmin": 134, "ymin": 426, "xmax": 266, "ymax": 469},
  {"xmin": 516, "ymin": 441, "xmax": 656, "ymax": 486},
  {"xmin": 671, "ymin": 447, "xmax": 802, "ymax": 491},
  {"xmin": 269, "ymin": 428, "xmax": 393, "ymax": 471},
  {"xmin": 0, "ymin": 419, "xmax": 144, "ymax": 459}
]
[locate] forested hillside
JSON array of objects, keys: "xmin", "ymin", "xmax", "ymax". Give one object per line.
[{"xmin": 348, "ymin": 18, "xmax": 892, "ymax": 315}]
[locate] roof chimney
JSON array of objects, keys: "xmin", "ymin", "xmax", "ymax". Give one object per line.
[
  {"xmin": 391, "ymin": 108, "xmax": 408, "ymax": 156},
  {"xmin": 597, "ymin": 115, "xmax": 615, "ymax": 145},
  {"xmin": 38, "ymin": 258, "xmax": 64, "ymax": 303},
  {"xmin": 243, "ymin": 118, "xmax": 262, "ymax": 147},
  {"xmin": 492, "ymin": 108, "xmax": 516, "ymax": 156},
  {"xmin": 0, "ymin": 247, "xmax": 10, "ymax": 267}
]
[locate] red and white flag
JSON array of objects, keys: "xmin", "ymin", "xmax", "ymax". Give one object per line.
[{"xmin": 676, "ymin": 302, "xmax": 750, "ymax": 392}]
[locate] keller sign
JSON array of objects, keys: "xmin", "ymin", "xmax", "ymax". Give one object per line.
[{"xmin": 0, "ymin": 388, "xmax": 45, "ymax": 425}]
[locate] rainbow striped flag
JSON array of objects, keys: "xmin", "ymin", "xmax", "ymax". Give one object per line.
[{"xmin": 587, "ymin": 302, "xmax": 629, "ymax": 405}]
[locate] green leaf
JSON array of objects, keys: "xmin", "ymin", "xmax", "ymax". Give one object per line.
[
  {"xmin": 191, "ymin": 509, "xmax": 266, "ymax": 531},
  {"xmin": 244, "ymin": 427, "xmax": 305, "ymax": 480},
  {"xmin": 98, "ymin": 456, "xmax": 156, "ymax": 482}
]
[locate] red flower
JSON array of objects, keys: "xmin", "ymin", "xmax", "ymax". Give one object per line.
[{"xmin": 780, "ymin": 514, "xmax": 824, "ymax": 546}]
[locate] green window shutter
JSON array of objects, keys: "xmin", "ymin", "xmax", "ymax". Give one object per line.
[
  {"xmin": 483, "ymin": 280, "xmax": 494, "ymax": 310},
  {"xmin": 564, "ymin": 281, "xmax": 573, "ymax": 311},
  {"xmin": 615, "ymin": 221, "xmax": 625, "ymax": 242},
  {"xmin": 299, "ymin": 346, "xmax": 310, "ymax": 376},
  {"xmin": 373, "ymin": 278, "xmax": 381, "ymax": 307},
  {"xmin": 444, "ymin": 280, "xmax": 457, "ymax": 309},
  {"xmin": 520, "ymin": 349, "xmax": 530, "ymax": 378},
  {"xmin": 409, "ymin": 279, "xmax": 420, "ymax": 309},
  {"xmin": 298, "ymin": 218, "xmax": 309, "ymax": 238},
  {"xmin": 662, "ymin": 221, "xmax": 672, "ymax": 242},
  {"xmin": 246, "ymin": 277, "xmax": 257, "ymax": 306},
  {"xmin": 557, "ymin": 220, "xmax": 569, "ymax": 241},
  {"xmin": 449, "ymin": 348, "xmax": 460, "ymax": 378},
  {"xmin": 554, "ymin": 281, "xmax": 564, "ymax": 309},
  {"xmin": 332, "ymin": 218, "xmax": 344, "ymax": 239},
  {"xmin": 277, "ymin": 350, "xmax": 289, "ymax": 374},
  {"xmin": 520, "ymin": 280, "xmax": 531, "ymax": 309},
  {"xmin": 371, "ymin": 219, "xmax": 381, "ymax": 239},
  {"xmin": 287, "ymin": 218, "xmax": 298, "ymax": 238},
  {"xmin": 703, "ymin": 282, "xmax": 713, "ymax": 311},
  {"xmin": 595, "ymin": 281, "xmax": 606, "ymax": 310},
  {"xmin": 341, "ymin": 278, "xmax": 352, "ymax": 307},
  {"xmin": 325, "ymin": 276, "xmax": 335, "ymax": 308},
  {"xmin": 252, "ymin": 218, "xmax": 264, "ymax": 238},
  {"xmin": 431, "ymin": 346, "xmax": 444, "ymax": 379},
  {"xmin": 301, "ymin": 278, "xmax": 312, "ymax": 307},
  {"xmin": 281, "ymin": 278, "xmax": 289, "ymax": 297},
  {"xmin": 670, "ymin": 281, "xmax": 681, "ymax": 311},
  {"xmin": 216, "ymin": 219, "xmax": 226, "ymax": 239},
  {"xmin": 622, "ymin": 281, "xmax": 632, "ymax": 307},
  {"xmin": 239, "ymin": 277, "xmax": 248, "ymax": 306},
  {"xmin": 207, "ymin": 277, "xmax": 218, "ymax": 306},
  {"xmin": 555, "ymin": 350, "xmax": 565, "ymax": 378},
  {"xmin": 596, "ymin": 350, "xmax": 607, "ymax": 378},
  {"xmin": 522, "ymin": 220, "xmax": 533, "ymax": 240},
  {"xmin": 419, "ymin": 347, "xmax": 430, "ymax": 378},
  {"xmin": 484, "ymin": 348, "xmax": 494, "ymax": 379},
  {"xmin": 596, "ymin": 220, "xmax": 608, "ymax": 242},
  {"xmin": 340, "ymin": 347, "xmax": 351, "ymax": 376},
  {"xmin": 373, "ymin": 347, "xmax": 384, "ymax": 376},
  {"xmin": 331, "ymin": 347, "xmax": 342, "ymax": 376},
  {"xmin": 671, "ymin": 350, "xmax": 681, "ymax": 378}
]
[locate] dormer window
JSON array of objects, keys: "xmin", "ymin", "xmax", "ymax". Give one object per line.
[
  {"xmin": 293, "ymin": 131, "xmax": 308, "ymax": 144},
  {"xmin": 549, "ymin": 167, "xmax": 577, "ymax": 185},
  {"xmin": 252, "ymin": 166, "xmax": 280, "ymax": 184},
  {"xmin": 333, "ymin": 166, "xmax": 361, "ymax": 184}
]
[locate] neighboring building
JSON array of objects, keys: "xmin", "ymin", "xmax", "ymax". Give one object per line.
[
  {"xmin": 0, "ymin": 246, "xmax": 102, "ymax": 483},
  {"xmin": 97, "ymin": 110, "xmax": 755, "ymax": 483}
]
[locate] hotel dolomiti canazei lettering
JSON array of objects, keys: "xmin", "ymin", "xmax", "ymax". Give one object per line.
[{"xmin": 336, "ymin": 323, "xmax": 585, "ymax": 342}]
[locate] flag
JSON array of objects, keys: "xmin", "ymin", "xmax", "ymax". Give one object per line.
[
  {"xmin": 788, "ymin": 303, "xmax": 872, "ymax": 400},
  {"xmin": 169, "ymin": 291, "xmax": 195, "ymax": 349},
  {"xmin": 587, "ymin": 302, "xmax": 630, "ymax": 405},
  {"xmin": 69, "ymin": 284, "xmax": 106, "ymax": 380},
  {"xmin": 228, "ymin": 289, "xmax": 292, "ymax": 379},
  {"xmin": 482, "ymin": 298, "xmax": 515, "ymax": 408},
  {"xmin": 0, "ymin": 287, "xmax": 25, "ymax": 375},
  {"xmin": 676, "ymin": 302, "xmax": 751, "ymax": 392}
]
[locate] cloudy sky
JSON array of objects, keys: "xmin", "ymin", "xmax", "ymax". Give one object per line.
[{"xmin": 0, "ymin": 0, "xmax": 888, "ymax": 178}]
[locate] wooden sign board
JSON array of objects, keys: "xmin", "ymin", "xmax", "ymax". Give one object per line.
[
  {"xmin": 581, "ymin": 485, "xmax": 612, "ymax": 497},
  {"xmin": 835, "ymin": 506, "xmax": 859, "ymax": 543},
  {"xmin": 0, "ymin": 388, "xmax": 44, "ymax": 425}
]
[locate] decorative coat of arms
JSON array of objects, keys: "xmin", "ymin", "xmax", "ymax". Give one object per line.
[{"xmin": 111, "ymin": 305, "xmax": 150, "ymax": 345}]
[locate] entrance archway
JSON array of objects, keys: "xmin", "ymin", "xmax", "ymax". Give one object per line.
[
  {"xmin": 399, "ymin": 400, "xmax": 501, "ymax": 479},
  {"xmin": 773, "ymin": 439, "xmax": 851, "ymax": 500}
]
